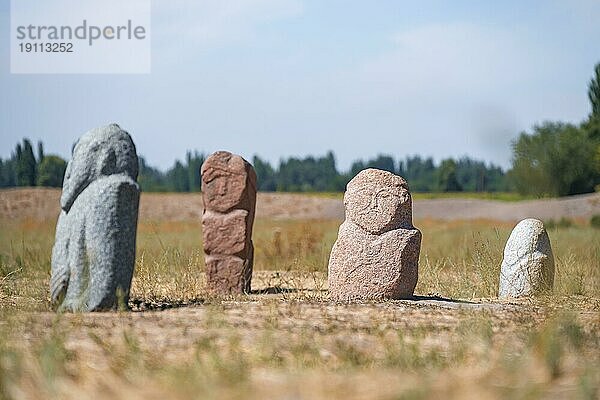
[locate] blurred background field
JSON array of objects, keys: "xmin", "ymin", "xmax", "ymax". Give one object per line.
[{"xmin": 1, "ymin": 190, "xmax": 599, "ymax": 399}]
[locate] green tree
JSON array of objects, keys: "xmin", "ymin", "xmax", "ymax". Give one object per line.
[
  {"xmin": 437, "ymin": 159, "xmax": 462, "ymax": 192},
  {"xmin": 186, "ymin": 150, "xmax": 204, "ymax": 192},
  {"xmin": 403, "ymin": 156, "xmax": 436, "ymax": 191},
  {"xmin": 16, "ymin": 139, "xmax": 37, "ymax": 186},
  {"xmin": 0, "ymin": 159, "xmax": 4, "ymax": 187},
  {"xmin": 584, "ymin": 63, "xmax": 600, "ymax": 188},
  {"xmin": 510, "ymin": 122, "xmax": 597, "ymax": 196},
  {"xmin": 584, "ymin": 119, "xmax": 600, "ymax": 188},
  {"xmin": 166, "ymin": 160, "xmax": 189, "ymax": 192},
  {"xmin": 452, "ymin": 157, "xmax": 509, "ymax": 192},
  {"xmin": 349, "ymin": 154, "xmax": 395, "ymax": 178},
  {"xmin": 36, "ymin": 156, "xmax": 67, "ymax": 187},
  {"xmin": 316, "ymin": 151, "xmax": 342, "ymax": 191},
  {"xmin": 37, "ymin": 141, "xmax": 44, "ymax": 165},
  {"xmin": 253, "ymin": 155, "xmax": 276, "ymax": 191},
  {"xmin": 0, "ymin": 157, "xmax": 16, "ymax": 187},
  {"xmin": 138, "ymin": 156, "xmax": 168, "ymax": 192},
  {"xmin": 276, "ymin": 152, "xmax": 341, "ymax": 192},
  {"xmin": 589, "ymin": 62, "xmax": 600, "ymax": 120}
]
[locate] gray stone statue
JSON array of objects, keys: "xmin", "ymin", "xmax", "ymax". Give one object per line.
[{"xmin": 50, "ymin": 124, "xmax": 140, "ymax": 311}]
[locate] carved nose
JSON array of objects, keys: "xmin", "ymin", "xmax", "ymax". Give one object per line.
[{"xmin": 370, "ymin": 192, "xmax": 379, "ymax": 209}]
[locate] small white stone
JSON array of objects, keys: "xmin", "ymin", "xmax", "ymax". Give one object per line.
[{"xmin": 499, "ymin": 218, "xmax": 554, "ymax": 298}]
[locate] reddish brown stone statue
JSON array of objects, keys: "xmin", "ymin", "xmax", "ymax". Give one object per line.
[{"xmin": 201, "ymin": 151, "xmax": 257, "ymax": 294}]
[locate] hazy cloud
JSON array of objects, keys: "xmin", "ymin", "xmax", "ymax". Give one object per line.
[{"xmin": 152, "ymin": 0, "xmax": 303, "ymax": 51}]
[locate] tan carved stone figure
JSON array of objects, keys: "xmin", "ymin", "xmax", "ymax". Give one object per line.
[
  {"xmin": 201, "ymin": 151, "xmax": 257, "ymax": 294},
  {"xmin": 328, "ymin": 168, "xmax": 421, "ymax": 301}
]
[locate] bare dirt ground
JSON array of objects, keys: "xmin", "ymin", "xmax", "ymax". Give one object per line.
[
  {"xmin": 1, "ymin": 188, "xmax": 599, "ymax": 222},
  {"xmin": 3, "ymin": 280, "xmax": 599, "ymax": 399}
]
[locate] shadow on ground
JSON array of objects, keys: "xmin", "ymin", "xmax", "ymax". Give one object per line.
[{"xmin": 127, "ymin": 290, "xmax": 516, "ymax": 312}]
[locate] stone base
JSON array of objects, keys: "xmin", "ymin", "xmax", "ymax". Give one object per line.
[
  {"xmin": 328, "ymin": 221, "xmax": 421, "ymax": 301},
  {"xmin": 205, "ymin": 244, "xmax": 253, "ymax": 294}
]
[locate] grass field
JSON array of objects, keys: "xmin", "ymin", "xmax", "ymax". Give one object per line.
[{"xmin": 1, "ymin": 215, "xmax": 599, "ymax": 399}]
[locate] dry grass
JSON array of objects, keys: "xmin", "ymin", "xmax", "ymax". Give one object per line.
[{"xmin": 0, "ymin": 214, "xmax": 599, "ymax": 399}]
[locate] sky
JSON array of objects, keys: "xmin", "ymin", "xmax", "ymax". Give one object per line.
[{"xmin": 1, "ymin": 0, "xmax": 599, "ymax": 171}]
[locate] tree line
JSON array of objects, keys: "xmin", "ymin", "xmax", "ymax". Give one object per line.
[
  {"xmin": 0, "ymin": 143, "xmax": 509, "ymax": 194},
  {"xmin": 253, "ymin": 152, "xmax": 508, "ymax": 192},
  {"xmin": 2, "ymin": 63, "xmax": 599, "ymax": 197},
  {"xmin": 0, "ymin": 139, "xmax": 67, "ymax": 189}
]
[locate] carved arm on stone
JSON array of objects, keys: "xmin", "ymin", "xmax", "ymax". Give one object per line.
[{"xmin": 50, "ymin": 210, "xmax": 71, "ymax": 304}]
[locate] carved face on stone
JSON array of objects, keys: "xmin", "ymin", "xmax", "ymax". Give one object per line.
[
  {"xmin": 61, "ymin": 124, "xmax": 138, "ymax": 212},
  {"xmin": 201, "ymin": 151, "xmax": 255, "ymax": 213},
  {"xmin": 344, "ymin": 168, "xmax": 412, "ymax": 234}
]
